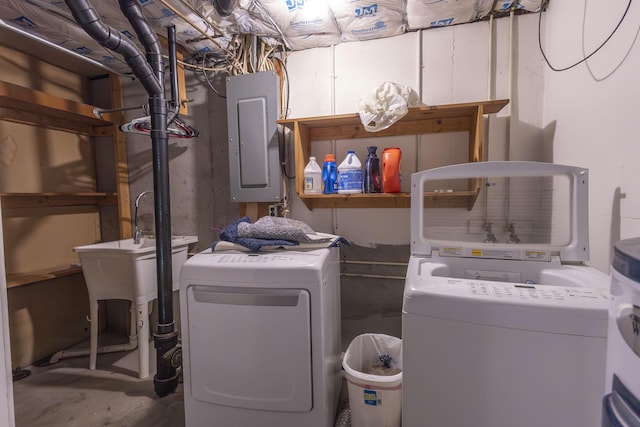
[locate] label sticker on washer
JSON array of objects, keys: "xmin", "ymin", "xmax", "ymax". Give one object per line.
[
  {"xmin": 441, "ymin": 247, "xmax": 463, "ymax": 257},
  {"xmin": 524, "ymin": 251, "xmax": 550, "ymax": 261},
  {"xmin": 470, "ymin": 249, "xmax": 516, "ymax": 259},
  {"xmin": 364, "ymin": 390, "xmax": 378, "ymax": 406}
]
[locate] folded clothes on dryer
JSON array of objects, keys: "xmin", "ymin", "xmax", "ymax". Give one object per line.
[
  {"xmin": 211, "ymin": 216, "xmax": 349, "ymax": 252},
  {"xmin": 237, "ymin": 216, "xmax": 332, "ymax": 243}
]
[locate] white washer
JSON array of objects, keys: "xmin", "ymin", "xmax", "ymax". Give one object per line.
[
  {"xmin": 603, "ymin": 238, "xmax": 640, "ymax": 425},
  {"xmin": 402, "ymin": 162, "xmax": 610, "ymax": 427},
  {"xmin": 179, "ymin": 248, "xmax": 341, "ymax": 427}
]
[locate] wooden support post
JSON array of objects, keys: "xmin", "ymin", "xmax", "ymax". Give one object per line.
[{"xmin": 109, "ymin": 73, "xmax": 132, "ymax": 239}]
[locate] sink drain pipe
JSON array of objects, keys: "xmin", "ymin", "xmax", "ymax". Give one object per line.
[{"xmin": 64, "ymin": 0, "xmax": 178, "ymax": 397}]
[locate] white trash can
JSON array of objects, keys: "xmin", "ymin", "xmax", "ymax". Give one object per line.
[{"xmin": 343, "ymin": 333, "xmax": 402, "ymax": 427}]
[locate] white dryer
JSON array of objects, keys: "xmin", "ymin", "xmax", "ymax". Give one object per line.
[
  {"xmin": 179, "ymin": 248, "xmax": 341, "ymax": 427},
  {"xmin": 402, "ymin": 161, "xmax": 610, "ymax": 427}
]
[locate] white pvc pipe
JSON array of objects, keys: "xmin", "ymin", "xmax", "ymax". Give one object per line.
[
  {"xmin": 330, "ymin": 45, "xmax": 338, "ymax": 235},
  {"xmin": 342, "ymin": 260, "xmax": 408, "ymax": 267},
  {"xmin": 416, "ymin": 30, "xmax": 423, "ymax": 172},
  {"xmin": 488, "ymin": 14, "xmax": 494, "ymax": 100},
  {"xmin": 507, "ymin": 7, "xmax": 515, "ymax": 161}
]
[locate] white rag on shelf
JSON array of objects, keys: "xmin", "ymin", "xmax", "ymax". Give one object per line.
[{"xmin": 358, "ymin": 81, "xmax": 422, "ymax": 133}]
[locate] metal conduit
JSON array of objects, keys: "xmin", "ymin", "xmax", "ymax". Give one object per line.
[
  {"xmin": 341, "ymin": 273, "xmax": 407, "ymax": 281},
  {"xmin": 341, "ymin": 260, "xmax": 409, "ymax": 267},
  {"xmin": 341, "ymin": 260, "xmax": 408, "ymax": 280}
]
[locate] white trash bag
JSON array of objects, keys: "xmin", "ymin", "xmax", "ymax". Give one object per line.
[
  {"xmin": 343, "ymin": 333, "xmax": 403, "ymax": 427},
  {"xmin": 358, "ymin": 82, "xmax": 422, "ymax": 132}
]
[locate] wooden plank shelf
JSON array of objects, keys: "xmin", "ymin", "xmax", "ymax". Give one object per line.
[
  {"xmin": 278, "ymin": 99, "xmax": 508, "ymax": 209},
  {"xmin": 300, "ymin": 190, "xmax": 480, "ymax": 210},
  {"xmin": 1, "ymin": 192, "xmax": 118, "ymax": 208},
  {"xmin": 7, "ymin": 265, "xmax": 82, "ymax": 288},
  {"xmin": 0, "ymin": 81, "xmax": 113, "ymax": 136},
  {"xmin": 300, "ymin": 193, "xmax": 411, "ymax": 209}
]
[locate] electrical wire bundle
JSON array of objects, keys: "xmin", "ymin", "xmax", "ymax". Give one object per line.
[{"xmin": 177, "ymin": 34, "xmax": 290, "ymax": 118}]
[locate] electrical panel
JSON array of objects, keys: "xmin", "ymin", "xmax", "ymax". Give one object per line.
[{"xmin": 226, "ymin": 71, "xmax": 281, "ymax": 202}]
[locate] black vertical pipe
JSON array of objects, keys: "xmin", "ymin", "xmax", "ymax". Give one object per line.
[
  {"xmin": 117, "ymin": 0, "xmax": 177, "ymax": 398},
  {"xmin": 67, "ymin": 0, "xmax": 178, "ymax": 397},
  {"xmin": 63, "ymin": 0, "xmax": 161, "ymax": 95}
]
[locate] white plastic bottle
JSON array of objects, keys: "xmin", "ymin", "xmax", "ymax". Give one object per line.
[
  {"xmin": 303, "ymin": 156, "xmax": 323, "ymax": 194},
  {"xmin": 338, "ymin": 150, "xmax": 363, "ymax": 194}
]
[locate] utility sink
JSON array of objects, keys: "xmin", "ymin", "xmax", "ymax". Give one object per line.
[
  {"xmin": 73, "ymin": 235, "xmax": 198, "ymax": 378},
  {"xmin": 76, "ymin": 235, "xmax": 197, "ymax": 255},
  {"xmin": 74, "ymin": 235, "xmax": 197, "ymax": 302},
  {"xmin": 74, "ymin": 235, "xmax": 197, "ymax": 305}
]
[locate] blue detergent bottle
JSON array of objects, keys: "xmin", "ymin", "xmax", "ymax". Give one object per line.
[{"xmin": 322, "ymin": 154, "xmax": 338, "ymax": 194}]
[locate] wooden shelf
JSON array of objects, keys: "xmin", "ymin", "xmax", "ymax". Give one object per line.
[
  {"xmin": 1, "ymin": 76, "xmax": 132, "ymax": 290},
  {"xmin": 299, "ymin": 190, "xmax": 480, "ymax": 210},
  {"xmin": 1, "ymin": 192, "xmax": 118, "ymax": 208},
  {"xmin": 278, "ymin": 99, "xmax": 508, "ymax": 209},
  {"xmin": 0, "ymin": 80, "xmax": 114, "ymax": 136},
  {"xmin": 7, "ymin": 265, "xmax": 82, "ymax": 288},
  {"xmin": 300, "ymin": 193, "xmax": 411, "ymax": 209}
]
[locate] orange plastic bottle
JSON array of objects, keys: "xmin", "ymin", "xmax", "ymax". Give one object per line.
[{"xmin": 382, "ymin": 147, "xmax": 401, "ymax": 193}]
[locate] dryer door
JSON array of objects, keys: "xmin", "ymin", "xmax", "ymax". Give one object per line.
[{"xmin": 185, "ymin": 285, "xmax": 312, "ymax": 412}]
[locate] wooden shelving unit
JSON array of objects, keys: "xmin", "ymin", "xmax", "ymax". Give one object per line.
[
  {"xmin": 277, "ymin": 99, "xmax": 508, "ymax": 210},
  {"xmin": 0, "ymin": 78, "xmax": 131, "ymax": 287},
  {"xmin": 0, "ymin": 193, "xmax": 118, "ymax": 208},
  {"xmin": 6, "ymin": 265, "xmax": 83, "ymax": 289},
  {"xmin": 0, "ymin": 81, "xmax": 113, "ymax": 135}
]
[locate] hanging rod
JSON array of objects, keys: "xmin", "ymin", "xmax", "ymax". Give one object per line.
[
  {"xmin": 93, "ymin": 104, "xmax": 147, "ymax": 118},
  {"xmin": 93, "ymin": 99, "xmax": 194, "ymax": 118}
]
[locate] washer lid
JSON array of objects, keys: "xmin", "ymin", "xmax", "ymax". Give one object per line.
[
  {"xmin": 612, "ymin": 237, "xmax": 640, "ymax": 282},
  {"xmin": 410, "ymin": 161, "xmax": 590, "ymax": 263}
]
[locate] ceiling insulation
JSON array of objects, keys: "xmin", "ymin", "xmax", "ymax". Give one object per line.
[{"xmin": 0, "ymin": 0, "xmax": 543, "ymax": 75}]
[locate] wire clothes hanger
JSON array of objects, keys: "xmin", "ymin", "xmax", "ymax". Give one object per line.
[
  {"xmin": 120, "ymin": 114, "xmax": 199, "ymax": 138},
  {"xmin": 119, "ymin": 21, "xmax": 199, "ymax": 140}
]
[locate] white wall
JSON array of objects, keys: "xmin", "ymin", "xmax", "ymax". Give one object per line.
[
  {"xmin": 0, "ymin": 200, "xmax": 16, "ymax": 427},
  {"xmin": 543, "ymin": 0, "xmax": 640, "ymax": 272},
  {"xmin": 287, "ymin": 13, "xmax": 547, "ymax": 250}
]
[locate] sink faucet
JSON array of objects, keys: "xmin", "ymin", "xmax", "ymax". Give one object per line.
[{"xmin": 134, "ymin": 190, "xmax": 153, "ymax": 244}]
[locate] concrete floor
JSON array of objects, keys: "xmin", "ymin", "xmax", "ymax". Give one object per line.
[
  {"xmin": 11, "ymin": 314, "xmax": 401, "ymax": 427},
  {"xmin": 12, "ymin": 345, "xmax": 185, "ymax": 427}
]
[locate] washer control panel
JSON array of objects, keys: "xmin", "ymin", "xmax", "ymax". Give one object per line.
[
  {"xmin": 210, "ymin": 252, "xmax": 323, "ymax": 265},
  {"xmin": 466, "ymin": 281, "xmax": 608, "ymax": 301}
]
